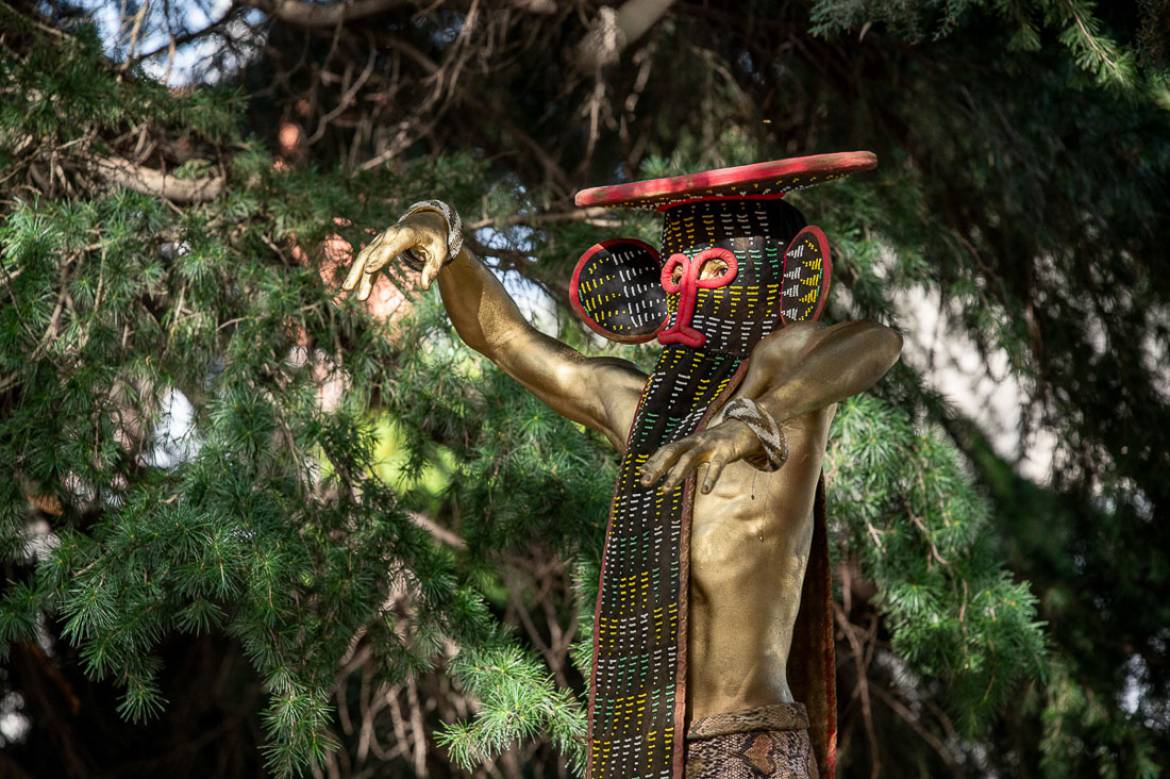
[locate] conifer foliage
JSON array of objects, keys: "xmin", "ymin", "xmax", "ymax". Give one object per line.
[{"xmin": 0, "ymin": 1, "xmax": 1167, "ymax": 777}]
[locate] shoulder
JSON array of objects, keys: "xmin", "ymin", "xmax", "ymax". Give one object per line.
[
  {"xmin": 582, "ymin": 355, "xmax": 646, "ymax": 451},
  {"xmin": 589, "ymin": 355, "xmax": 647, "ymax": 393},
  {"xmin": 753, "ymin": 319, "xmax": 902, "ymax": 362}
]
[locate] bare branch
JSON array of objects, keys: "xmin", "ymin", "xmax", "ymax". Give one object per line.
[
  {"xmin": 574, "ymin": 0, "xmax": 678, "ymax": 72},
  {"xmin": 466, "ymin": 207, "xmax": 621, "ymax": 230},
  {"xmin": 379, "ymin": 33, "xmax": 573, "ymax": 191},
  {"xmin": 407, "ymin": 511, "xmax": 466, "ymax": 549},
  {"xmin": 127, "ymin": 3, "xmax": 243, "ymax": 69},
  {"xmin": 307, "ymin": 45, "xmax": 378, "ymax": 145},
  {"xmin": 89, "ymin": 156, "xmax": 225, "ymax": 203},
  {"xmin": 246, "ymin": 0, "xmax": 412, "ymax": 27},
  {"xmin": 869, "ymin": 684, "xmax": 960, "ymax": 770},
  {"xmin": 512, "ymin": 0, "xmax": 556, "ymax": 12}
]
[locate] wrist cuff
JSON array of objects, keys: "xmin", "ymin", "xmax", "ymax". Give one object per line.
[
  {"xmin": 397, "ymin": 199, "xmax": 463, "ymax": 271},
  {"xmin": 723, "ymin": 397, "xmax": 788, "ymax": 472}
]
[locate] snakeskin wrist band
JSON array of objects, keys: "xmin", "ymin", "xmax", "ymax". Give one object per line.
[
  {"xmin": 397, "ymin": 199, "xmax": 464, "ymax": 271},
  {"xmin": 723, "ymin": 397, "xmax": 788, "ymax": 472}
]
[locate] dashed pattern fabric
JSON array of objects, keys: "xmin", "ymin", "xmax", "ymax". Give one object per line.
[
  {"xmin": 656, "ymin": 199, "xmax": 807, "ymax": 356},
  {"xmin": 779, "ymin": 228, "xmax": 830, "ymax": 324},
  {"xmin": 660, "ymin": 199, "xmax": 807, "ymax": 257},
  {"xmin": 589, "ymin": 344, "xmax": 743, "ymax": 779},
  {"xmin": 588, "ymin": 198, "xmax": 818, "ymax": 779}
]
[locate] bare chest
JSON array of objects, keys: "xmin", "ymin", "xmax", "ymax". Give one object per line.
[{"xmin": 689, "ymin": 414, "xmax": 828, "ymax": 575}]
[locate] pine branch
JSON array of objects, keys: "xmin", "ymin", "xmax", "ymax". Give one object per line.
[
  {"xmin": 466, "ymin": 208, "xmax": 622, "ymax": 230},
  {"xmin": 1055, "ymin": 0, "xmax": 1136, "ymax": 88}
]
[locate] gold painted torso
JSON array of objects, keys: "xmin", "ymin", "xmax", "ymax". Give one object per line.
[
  {"xmin": 686, "ymin": 401, "xmax": 834, "ymax": 722},
  {"xmin": 606, "ymin": 381, "xmax": 836, "ymax": 723}
]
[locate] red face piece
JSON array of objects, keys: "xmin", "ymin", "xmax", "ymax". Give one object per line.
[{"xmin": 657, "ymin": 247, "xmax": 738, "ymax": 348}]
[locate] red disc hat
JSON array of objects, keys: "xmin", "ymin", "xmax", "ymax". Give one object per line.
[{"xmin": 574, "ymin": 151, "xmax": 877, "ymax": 210}]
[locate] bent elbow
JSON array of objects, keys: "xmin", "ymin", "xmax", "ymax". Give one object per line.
[
  {"xmin": 875, "ymin": 325, "xmax": 903, "ymax": 370},
  {"xmin": 849, "ymin": 321, "xmax": 902, "ymax": 383}
]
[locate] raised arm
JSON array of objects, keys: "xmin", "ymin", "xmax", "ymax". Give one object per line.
[
  {"xmin": 344, "ymin": 208, "xmax": 645, "ymax": 450},
  {"xmin": 640, "ymin": 319, "xmax": 902, "ymax": 491}
]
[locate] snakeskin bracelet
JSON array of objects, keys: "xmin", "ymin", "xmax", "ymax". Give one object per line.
[
  {"xmin": 397, "ymin": 199, "xmax": 464, "ymax": 271},
  {"xmin": 722, "ymin": 397, "xmax": 788, "ymax": 472}
]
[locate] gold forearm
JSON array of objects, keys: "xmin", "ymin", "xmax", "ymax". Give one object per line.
[
  {"xmin": 433, "ymin": 246, "xmax": 645, "ymax": 448},
  {"xmin": 346, "ymin": 209, "xmax": 640, "ymax": 445},
  {"xmin": 637, "ymin": 321, "xmax": 902, "ymax": 491},
  {"xmin": 435, "ymin": 247, "xmax": 532, "ymax": 358}
]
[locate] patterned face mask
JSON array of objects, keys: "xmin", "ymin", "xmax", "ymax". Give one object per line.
[
  {"xmin": 569, "ymin": 153, "xmax": 875, "ymax": 779},
  {"xmin": 572, "ymin": 199, "xmax": 830, "ymax": 355}
]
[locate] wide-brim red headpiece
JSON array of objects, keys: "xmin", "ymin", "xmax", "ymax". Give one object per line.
[{"xmin": 574, "ymin": 151, "xmax": 877, "ymax": 211}]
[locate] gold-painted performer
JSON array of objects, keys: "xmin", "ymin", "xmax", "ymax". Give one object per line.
[{"xmin": 344, "ymin": 155, "xmax": 901, "ymax": 779}]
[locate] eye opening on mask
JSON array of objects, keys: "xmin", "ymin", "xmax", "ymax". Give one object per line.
[
  {"xmin": 697, "ymin": 256, "xmax": 730, "ymax": 280},
  {"xmin": 667, "ymin": 251, "xmax": 733, "ymax": 285}
]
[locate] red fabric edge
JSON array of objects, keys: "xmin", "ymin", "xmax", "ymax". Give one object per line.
[
  {"xmin": 784, "ymin": 475, "xmax": 837, "ymax": 778},
  {"xmin": 575, "ymin": 152, "xmax": 877, "ymax": 209},
  {"xmin": 570, "ymin": 237, "xmax": 665, "ymax": 344},
  {"xmin": 816, "ymin": 478, "xmax": 837, "ymax": 779}
]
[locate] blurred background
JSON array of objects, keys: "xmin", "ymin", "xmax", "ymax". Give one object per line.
[{"xmin": 1, "ymin": 1, "xmax": 1168, "ymax": 777}]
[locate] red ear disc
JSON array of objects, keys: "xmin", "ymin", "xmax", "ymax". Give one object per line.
[
  {"xmin": 780, "ymin": 226, "xmax": 832, "ymax": 324},
  {"xmin": 569, "ymin": 238, "xmax": 668, "ymax": 343}
]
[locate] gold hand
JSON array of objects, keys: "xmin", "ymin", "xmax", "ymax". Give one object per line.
[
  {"xmin": 343, "ymin": 204, "xmax": 646, "ymax": 450},
  {"xmin": 343, "ymin": 211, "xmax": 450, "ymax": 299},
  {"xmin": 640, "ymin": 420, "xmax": 757, "ymax": 493}
]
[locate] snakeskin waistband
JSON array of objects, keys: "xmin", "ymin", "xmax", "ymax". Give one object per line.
[{"xmin": 687, "ymin": 703, "xmax": 810, "ymax": 740}]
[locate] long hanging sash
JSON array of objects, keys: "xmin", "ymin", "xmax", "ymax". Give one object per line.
[
  {"xmin": 586, "ymin": 344, "xmax": 746, "ymax": 779},
  {"xmin": 584, "ymin": 198, "xmax": 836, "ymax": 779},
  {"xmin": 586, "ymin": 399, "xmax": 838, "ymax": 779}
]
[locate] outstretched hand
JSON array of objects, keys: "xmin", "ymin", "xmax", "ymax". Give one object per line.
[
  {"xmin": 342, "ymin": 211, "xmax": 450, "ymax": 300},
  {"xmin": 639, "ymin": 419, "xmax": 758, "ymax": 494}
]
